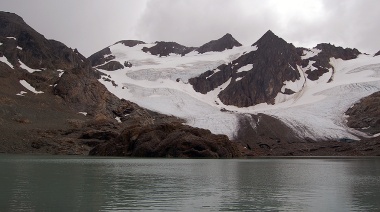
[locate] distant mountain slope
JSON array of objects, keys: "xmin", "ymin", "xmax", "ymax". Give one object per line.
[
  {"xmin": 89, "ymin": 28, "xmax": 380, "ymax": 150},
  {"xmin": 88, "ymin": 33, "xmax": 243, "ymax": 70}
]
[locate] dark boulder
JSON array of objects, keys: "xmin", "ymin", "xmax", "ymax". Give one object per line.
[
  {"xmin": 89, "ymin": 123, "xmax": 241, "ymax": 158},
  {"xmin": 375, "ymin": 50, "xmax": 380, "ymax": 57}
]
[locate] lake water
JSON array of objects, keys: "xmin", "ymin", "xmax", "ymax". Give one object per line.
[{"xmin": 0, "ymin": 155, "xmax": 379, "ymax": 211}]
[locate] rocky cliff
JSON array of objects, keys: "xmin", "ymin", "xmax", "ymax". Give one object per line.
[{"xmin": 0, "ymin": 12, "xmax": 123, "ymax": 117}]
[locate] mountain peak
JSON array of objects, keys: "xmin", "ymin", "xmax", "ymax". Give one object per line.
[
  {"xmin": 222, "ymin": 33, "xmax": 233, "ymax": 38},
  {"xmin": 197, "ymin": 33, "xmax": 242, "ymax": 54},
  {"xmin": 252, "ymin": 30, "xmax": 284, "ymax": 47}
]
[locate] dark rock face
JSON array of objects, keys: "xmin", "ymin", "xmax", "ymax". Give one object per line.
[
  {"xmin": 97, "ymin": 61, "xmax": 124, "ymax": 71},
  {"xmin": 89, "ymin": 123, "xmax": 241, "ymax": 158},
  {"xmin": 197, "ymin": 33, "xmax": 242, "ymax": 54},
  {"xmin": 0, "ymin": 12, "xmax": 87, "ymax": 71},
  {"xmin": 190, "ymin": 30, "xmax": 302, "ymax": 107},
  {"xmin": 142, "ymin": 41, "xmax": 195, "ymax": 57},
  {"xmin": 87, "ymin": 47, "xmax": 113, "ymax": 67},
  {"xmin": 346, "ymin": 91, "xmax": 380, "ymax": 135},
  {"xmin": 300, "ymin": 43, "xmax": 361, "ymax": 81},
  {"xmin": 375, "ymin": 50, "xmax": 380, "ymax": 57},
  {"xmin": 0, "ymin": 11, "xmax": 123, "ymax": 118}
]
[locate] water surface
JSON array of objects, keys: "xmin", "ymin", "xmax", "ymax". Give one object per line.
[{"xmin": 1, "ymin": 155, "xmax": 379, "ymax": 211}]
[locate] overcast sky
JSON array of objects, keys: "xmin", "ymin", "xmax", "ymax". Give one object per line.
[{"xmin": 0, "ymin": 0, "xmax": 379, "ymax": 57}]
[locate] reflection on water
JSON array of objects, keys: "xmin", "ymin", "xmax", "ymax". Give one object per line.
[{"xmin": 0, "ymin": 155, "xmax": 379, "ymax": 211}]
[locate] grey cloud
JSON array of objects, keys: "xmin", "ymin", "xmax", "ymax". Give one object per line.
[
  {"xmin": 135, "ymin": 0, "xmax": 279, "ymax": 47},
  {"xmin": 0, "ymin": 0, "xmax": 379, "ymax": 56},
  {"xmin": 0, "ymin": 0, "xmax": 147, "ymax": 56},
  {"xmin": 283, "ymin": 0, "xmax": 380, "ymax": 53}
]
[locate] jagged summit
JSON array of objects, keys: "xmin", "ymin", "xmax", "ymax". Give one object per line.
[
  {"xmin": 116, "ymin": 40, "xmax": 145, "ymax": 47},
  {"xmin": 197, "ymin": 33, "xmax": 242, "ymax": 54}
]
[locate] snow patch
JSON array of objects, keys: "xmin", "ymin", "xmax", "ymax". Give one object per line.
[
  {"xmin": 6, "ymin": 37, "xmax": 16, "ymax": 40},
  {"xmin": 115, "ymin": 117, "xmax": 122, "ymax": 123},
  {"xmin": 206, "ymin": 69, "xmax": 221, "ymax": 79},
  {"xmin": 236, "ymin": 77, "xmax": 243, "ymax": 81},
  {"xmin": 16, "ymin": 46, "xmax": 23, "ymax": 50},
  {"xmin": 0, "ymin": 55, "xmax": 14, "ymax": 69},
  {"xmin": 19, "ymin": 80, "xmax": 44, "ymax": 94},
  {"xmin": 78, "ymin": 112, "xmax": 87, "ymax": 116},
  {"xmin": 57, "ymin": 69, "xmax": 65, "ymax": 77},
  {"xmin": 301, "ymin": 48, "xmax": 322, "ymax": 60},
  {"xmin": 19, "ymin": 60, "xmax": 41, "ymax": 73},
  {"xmin": 16, "ymin": 91, "xmax": 27, "ymax": 96},
  {"xmin": 236, "ymin": 64, "xmax": 253, "ymax": 73}
]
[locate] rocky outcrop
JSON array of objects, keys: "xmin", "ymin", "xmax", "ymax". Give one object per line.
[
  {"xmin": 89, "ymin": 123, "xmax": 241, "ymax": 158},
  {"xmin": 375, "ymin": 50, "xmax": 380, "ymax": 57},
  {"xmin": 87, "ymin": 40, "xmax": 145, "ymax": 67},
  {"xmin": 189, "ymin": 30, "xmax": 302, "ymax": 107},
  {"xmin": 346, "ymin": 91, "xmax": 380, "ymax": 135},
  {"xmin": 197, "ymin": 33, "xmax": 242, "ymax": 54},
  {"xmin": 87, "ymin": 47, "xmax": 113, "ymax": 67},
  {"xmin": 116, "ymin": 40, "xmax": 145, "ymax": 47},
  {"xmin": 142, "ymin": 41, "xmax": 195, "ymax": 57},
  {"xmin": 97, "ymin": 61, "xmax": 124, "ymax": 71},
  {"xmin": 300, "ymin": 43, "xmax": 361, "ymax": 81}
]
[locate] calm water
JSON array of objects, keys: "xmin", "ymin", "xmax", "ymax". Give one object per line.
[{"xmin": 0, "ymin": 155, "xmax": 380, "ymax": 211}]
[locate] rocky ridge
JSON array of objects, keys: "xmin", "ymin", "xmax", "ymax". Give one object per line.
[
  {"xmin": 299, "ymin": 43, "xmax": 361, "ymax": 81},
  {"xmin": 88, "ymin": 33, "xmax": 243, "ymax": 70},
  {"xmin": 197, "ymin": 33, "xmax": 242, "ymax": 54},
  {"xmin": 346, "ymin": 91, "xmax": 380, "ymax": 136}
]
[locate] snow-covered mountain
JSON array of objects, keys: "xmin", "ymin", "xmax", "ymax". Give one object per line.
[{"xmin": 90, "ymin": 31, "xmax": 380, "ymax": 144}]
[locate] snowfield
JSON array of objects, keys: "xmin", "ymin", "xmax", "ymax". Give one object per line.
[{"xmin": 96, "ymin": 42, "xmax": 380, "ymax": 140}]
